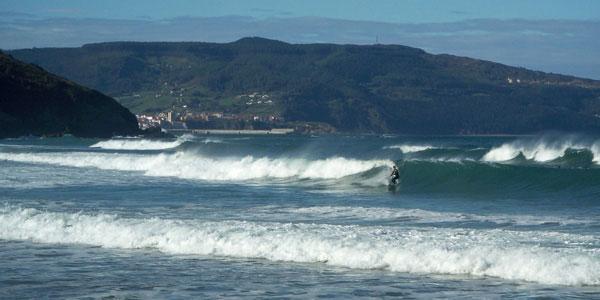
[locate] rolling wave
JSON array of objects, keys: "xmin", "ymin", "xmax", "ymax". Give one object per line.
[
  {"xmin": 483, "ymin": 138, "xmax": 600, "ymax": 163},
  {"xmin": 2, "ymin": 148, "xmax": 599, "ymax": 192},
  {"xmin": 381, "ymin": 137, "xmax": 600, "ymax": 167},
  {"xmin": 200, "ymin": 137, "xmax": 224, "ymax": 144},
  {"xmin": 1, "ymin": 206, "xmax": 598, "ymax": 286},
  {"xmin": 5, "ymin": 135, "xmax": 600, "ymax": 192},
  {"xmin": 384, "ymin": 144, "xmax": 437, "ymax": 153},
  {"xmin": 395, "ymin": 159, "xmax": 600, "ymax": 196},
  {"xmin": 0, "ymin": 151, "xmax": 391, "ymax": 181},
  {"xmin": 278, "ymin": 206, "xmax": 589, "ymax": 226},
  {"xmin": 90, "ymin": 135, "xmax": 194, "ymax": 150}
]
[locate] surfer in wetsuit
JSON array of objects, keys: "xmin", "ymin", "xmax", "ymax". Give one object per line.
[{"xmin": 390, "ymin": 165, "xmax": 400, "ymax": 185}]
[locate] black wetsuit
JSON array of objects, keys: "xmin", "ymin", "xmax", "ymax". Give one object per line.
[{"xmin": 391, "ymin": 169, "xmax": 399, "ymax": 184}]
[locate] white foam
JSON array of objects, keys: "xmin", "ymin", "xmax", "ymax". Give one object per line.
[
  {"xmin": 90, "ymin": 136, "xmax": 190, "ymax": 150},
  {"xmin": 277, "ymin": 206, "xmax": 589, "ymax": 226},
  {"xmin": 384, "ymin": 144, "xmax": 436, "ymax": 153},
  {"xmin": 0, "ymin": 151, "xmax": 390, "ymax": 181},
  {"xmin": 592, "ymin": 142, "xmax": 600, "ymax": 163},
  {"xmin": 200, "ymin": 137, "xmax": 224, "ymax": 144},
  {"xmin": 483, "ymin": 138, "xmax": 592, "ymax": 163},
  {"xmin": 1, "ymin": 206, "xmax": 599, "ymax": 286}
]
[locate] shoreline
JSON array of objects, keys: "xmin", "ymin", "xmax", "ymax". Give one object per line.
[{"xmin": 166, "ymin": 128, "xmax": 295, "ymax": 135}]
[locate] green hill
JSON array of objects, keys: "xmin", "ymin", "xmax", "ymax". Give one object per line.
[
  {"xmin": 10, "ymin": 37, "xmax": 600, "ymax": 134},
  {"xmin": 0, "ymin": 52, "xmax": 139, "ymax": 138}
]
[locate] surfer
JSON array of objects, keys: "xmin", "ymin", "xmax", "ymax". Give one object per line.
[{"xmin": 390, "ymin": 165, "xmax": 400, "ymax": 185}]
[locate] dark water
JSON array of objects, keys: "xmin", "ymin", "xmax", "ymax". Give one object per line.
[{"xmin": 1, "ymin": 134, "xmax": 600, "ymax": 298}]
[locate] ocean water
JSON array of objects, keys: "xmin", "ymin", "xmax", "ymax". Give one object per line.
[{"xmin": 1, "ymin": 134, "xmax": 600, "ymax": 298}]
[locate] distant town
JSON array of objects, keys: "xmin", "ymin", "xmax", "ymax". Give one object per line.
[
  {"xmin": 137, "ymin": 111, "xmax": 284, "ymax": 130},
  {"xmin": 135, "ymin": 109, "xmax": 341, "ymax": 134}
]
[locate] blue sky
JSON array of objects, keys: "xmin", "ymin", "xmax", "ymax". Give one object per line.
[{"xmin": 3, "ymin": 0, "xmax": 600, "ymax": 22}]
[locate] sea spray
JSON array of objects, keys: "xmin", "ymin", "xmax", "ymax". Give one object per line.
[{"xmin": 482, "ymin": 136, "xmax": 597, "ymax": 163}]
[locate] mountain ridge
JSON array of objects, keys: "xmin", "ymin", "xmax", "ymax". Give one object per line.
[{"xmin": 9, "ymin": 37, "xmax": 600, "ymax": 134}]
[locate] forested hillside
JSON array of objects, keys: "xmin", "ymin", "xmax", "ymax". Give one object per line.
[
  {"xmin": 0, "ymin": 52, "xmax": 139, "ymax": 138},
  {"xmin": 10, "ymin": 37, "xmax": 600, "ymax": 134}
]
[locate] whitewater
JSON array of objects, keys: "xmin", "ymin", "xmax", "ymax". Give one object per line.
[{"xmin": 2, "ymin": 134, "xmax": 600, "ymax": 298}]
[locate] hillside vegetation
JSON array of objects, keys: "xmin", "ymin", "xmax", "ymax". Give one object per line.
[
  {"xmin": 0, "ymin": 52, "xmax": 139, "ymax": 138},
  {"xmin": 10, "ymin": 37, "xmax": 600, "ymax": 134}
]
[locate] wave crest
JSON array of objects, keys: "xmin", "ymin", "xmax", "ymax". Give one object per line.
[
  {"xmin": 90, "ymin": 135, "xmax": 194, "ymax": 150},
  {"xmin": 0, "ymin": 151, "xmax": 390, "ymax": 181},
  {"xmin": 281, "ymin": 206, "xmax": 588, "ymax": 225},
  {"xmin": 384, "ymin": 144, "xmax": 436, "ymax": 153},
  {"xmin": 483, "ymin": 137, "xmax": 600, "ymax": 163},
  {"xmin": 1, "ymin": 206, "xmax": 598, "ymax": 286}
]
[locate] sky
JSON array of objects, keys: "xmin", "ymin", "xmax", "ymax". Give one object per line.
[
  {"xmin": 3, "ymin": 0, "xmax": 600, "ymax": 23},
  {"xmin": 1, "ymin": 1, "xmax": 600, "ymax": 79}
]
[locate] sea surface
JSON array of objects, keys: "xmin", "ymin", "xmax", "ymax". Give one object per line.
[{"xmin": 1, "ymin": 134, "xmax": 600, "ymax": 298}]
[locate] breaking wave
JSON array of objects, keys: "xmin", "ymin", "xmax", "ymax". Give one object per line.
[
  {"xmin": 200, "ymin": 137, "xmax": 224, "ymax": 144},
  {"xmin": 395, "ymin": 159, "xmax": 600, "ymax": 196},
  {"xmin": 381, "ymin": 137, "xmax": 600, "ymax": 167},
  {"xmin": 0, "ymin": 151, "xmax": 390, "ymax": 181},
  {"xmin": 90, "ymin": 135, "xmax": 194, "ymax": 150},
  {"xmin": 279, "ymin": 206, "xmax": 589, "ymax": 226},
  {"xmin": 483, "ymin": 137, "xmax": 600, "ymax": 163},
  {"xmin": 1, "ymin": 206, "xmax": 599, "ymax": 286},
  {"xmin": 384, "ymin": 144, "xmax": 437, "ymax": 153}
]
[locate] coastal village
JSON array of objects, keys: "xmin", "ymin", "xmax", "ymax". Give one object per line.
[
  {"xmin": 133, "ymin": 89, "xmax": 334, "ymax": 134},
  {"xmin": 135, "ymin": 110, "xmax": 338, "ymax": 134},
  {"xmin": 135, "ymin": 90, "xmax": 289, "ymax": 132},
  {"xmin": 136, "ymin": 111, "xmax": 284, "ymax": 130}
]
